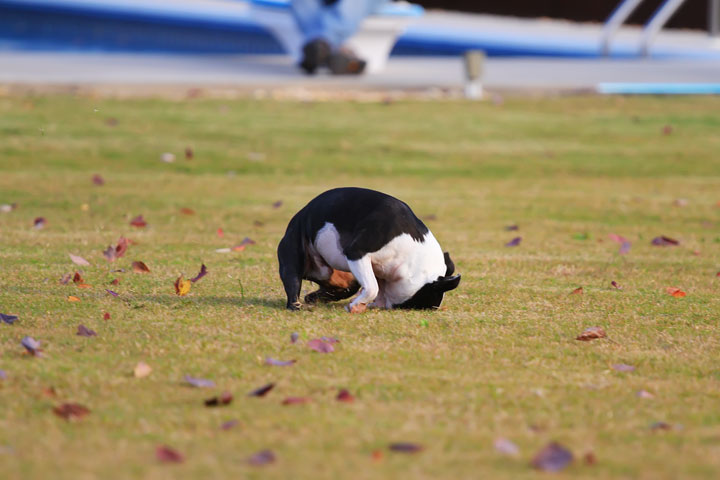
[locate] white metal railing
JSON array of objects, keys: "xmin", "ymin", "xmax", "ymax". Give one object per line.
[{"xmin": 601, "ymin": 0, "xmax": 699, "ymax": 57}]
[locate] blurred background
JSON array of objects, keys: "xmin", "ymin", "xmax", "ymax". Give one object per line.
[{"xmin": 0, "ymin": 0, "xmax": 719, "ymax": 94}]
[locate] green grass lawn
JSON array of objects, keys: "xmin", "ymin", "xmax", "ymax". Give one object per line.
[{"xmin": 1, "ymin": 93, "xmax": 719, "ymax": 479}]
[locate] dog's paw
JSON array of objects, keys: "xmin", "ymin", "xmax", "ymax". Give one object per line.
[
  {"xmin": 346, "ymin": 303, "xmax": 367, "ymax": 314},
  {"xmin": 286, "ymin": 301, "xmax": 303, "ymax": 311}
]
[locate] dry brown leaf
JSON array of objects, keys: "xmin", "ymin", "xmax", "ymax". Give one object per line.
[
  {"xmin": 174, "ymin": 275, "xmax": 191, "ymax": 296},
  {"xmin": 67, "ymin": 296, "xmax": 81, "ymax": 302},
  {"xmin": 570, "ymin": 287, "xmax": 583, "ymax": 295},
  {"xmin": 132, "ymin": 261, "xmax": 150, "ymax": 273},
  {"xmin": 53, "ymin": 403, "xmax": 90, "ymax": 420},
  {"xmin": 576, "ymin": 326, "xmax": 606, "ymax": 341},
  {"xmin": 665, "ymin": 287, "xmax": 686, "ymax": 298}
]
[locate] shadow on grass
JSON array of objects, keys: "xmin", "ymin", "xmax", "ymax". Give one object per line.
[{"xmin": 131, "ymin": 294, "xmax": 285, "ymax": 309}]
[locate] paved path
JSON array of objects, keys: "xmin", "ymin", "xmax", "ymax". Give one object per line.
[{"xmin": 2, "ymin": 52, "xmax": 719, "ymax": 94}]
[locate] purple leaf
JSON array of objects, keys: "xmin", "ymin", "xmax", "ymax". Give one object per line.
[
  {"xmin": 0, "ymin": 369, "xmax": 6, "ymax": 380},
  {"xmin": 619, "ymin": 241, "xmax": 632, "ymax": 255},
  {"xmin": 612, "ymin": 363, "xmax": 635, "ymax": 372},
  {"xmin": 33, "ymin": 217, "xmax": 46, "ymax": 229},
  {"xmin": 611, "ymin": 281, "xmax": 622, "ymax": 290},
  {"xmin": 388, "ymin": 443, "xmax": 424, "ymax": 453},
  {"xmin": 1, "ymin": 313, "xmax": 18, "ymax": 325},
  {"xmin": 248, "ymin": 383, "xmax": 275, "ymax": 397},
  {"xmin": 272, "ymin": 200, "xmax": 283, "ymax": 209},
  {"xmin": 220, "ymin": 419, "xmax": 239, "ymax": 430},
  {"xmin": 105, "ymin": 289, "xmax": 119, "ymax": 297},
  {"xmin": 21, "ymin": 336, "xmax": 42, "ymax": 356},
  {"xmin": 247, "ymin": 449, "xmax": 276, "ymax": 466},
  {"xmin": 265, "ymin": 357, "xmax": 296, "ymax": 367},
  {"xmin": 69, "ymin": 253, "xmax": 90, "ymax": 266},
  {"xmin": 184, "ymin": 375, "xmax": 215, "ymax": 388},
  {"xmin": 190, "ymin": 264, "xmax": 208, "ymax": 283},
  {"xmin": 494, "ymin": 437, "xmax": 519, "ymax": 456},
  {"xmin": 307, "ymin": 338, "xmax": 334, "ymax": 353},
  {"xmin": 92, "ymin": 174, "xmax": 105, "ymax": 185},
  {"xmin": 76, "ymin": 324, "xmax": 97, "ymax": 337},
  {"xmin": 531, "ymin": 442, "xmax": 573, "ymax": 472},
  {"xmin": 290, "ymin": 332, "xmax": 299, "ymax": 344},
  {"xmin": 156, "ymin": 445, "xmax": 184, "ymax": 463},
  {"xmin": 505, "ymin": 236, "xmax": 522, "ymax": 247},
  {"xmin": 651, "ymin": 236, "xmax": 679, "ymax": 246}
]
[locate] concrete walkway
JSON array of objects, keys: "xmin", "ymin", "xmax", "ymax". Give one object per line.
[{"xmin": 1, "ymin": 51, "xmax": 719, "ymax": 95}]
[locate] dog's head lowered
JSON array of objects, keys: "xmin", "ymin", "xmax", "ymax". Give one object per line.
[{"xmin": 394, "ymin": 252, "xmax": 461, "ymax": 310}]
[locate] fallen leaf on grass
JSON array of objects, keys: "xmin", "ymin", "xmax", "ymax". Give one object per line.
[
  {"xmin": 611, "ymin": 281, "xmax": 622, "ymax": 290},
  {"xmin": 388, "ymin": 443, "xmax": 424, "ymax": 454},
  {"xmin": 272, "ymin": 200, "xmax": 283, "ymax": 209},
  {"xmin": 42, "ymin": 386, "xmax": 56, "ymax": 398},
  {"xmin": 0, "ymin": 370, "xmax": 5, "ymax": 380},
  {"xmin": 60, "ymin": 273, "xmax": 72, "ymax": 284},
  {"xmin": 247, "ymin": 449, "xmax": 275, "ymax": 466},
  {"xmin": 184, "ymin": 147, "xmax": 194, "ymax": 160},
  {"xmin": 103, "ymin": 312, "xmax": 111, "ymax": 320},
  {"xmin": 652, "ymin": 236, "xmax": 679, "ymax": 246},
  {"xmin": 232, "ymin": 237, "xmax": 256, "ymax": 252},
  {"xmin": 637, "ymin": 390, "xmax": 655, "ymax": 399},
  {"xmin": 307, "ymin": 339, "xmax": 334, "ymax": 353},
  {"xmin": 156, "ymin": 445, "xmax": 184, "ymax": 463},
  {"xmin": 248, "ymin": 383, "xmax": 275, "ymax": 397},
  {"xmin": 69, "ymin": 254, "xmax": 90, "ymax": 266},
  {"xmin": 584, "ymin": 451, "xmax": 597, "ymax": 466},
  {"xmin": 505, "ymin": 236, "xmax": 522, "ymax": 247},
  {"xmin": 1, "ymin": 313, "xmax": 18, "ymax": 325},
  {"xmin": 650, "ymin": 421, "xmax": 672, "ymax": 431},
  {"xmin": 665, "ymin": 287, "xmax": 686, "ymax": 298},
  {"xmin": 76, "ymin": 324, "xmax": 97, "ymax": 337},
  {"xmin": 494, "ymin": 438, "xmax": 519, "ymax": 456},
  {"xmin": 570, "ymin": 287, "xmax": 583, "ymax": 295},
  {"xmin": 53, "ymin": 403, "xmax": 90, "ymax": 420},
  {"xmin": 132, "ymin": 261, "xmax": 150, "ymax": 273},
  {"xmin": 179, "ymin": 207, "xmax": 195, "ymax": 215},
  {"xmin": 619, "ymin": 241, "xmax": 632, "ymax": 255},
  {"xmin": 130, "ymin": 215, "xmax": 147, "ymax": 228},
  {"xmin": 505, "ymin": 224, "xmax": 519, "ymax": 231},
  {"xmin": 265, "ymin": 357, "xmax": 296, "ymax": 367},
  {"xmin": 612, "ymin": 363, "xmax": 635, "ymax": 372},
  {"xmin": 22, "ymin": 336, "xmax": 42, "ymax": 356},
  {"xmin": 661, "ymin": 125, "xmax": 673, "ymax": 135},
  {"xmin": 0, "ymin": 203, "xmax": 17, "ymax": 213},
  {"xmin": 67, "ymin": 296, "xmax": 81, "ymax": 302},
  {"xmin": 184, "ymin": 375, "xmax": 215, "ymax": 388},
  {"xmin": 190, "ymin": 264, "xmax": 207, "ymax": 283},
  {"xmin": 103, "ymin": 237, "xmax": 129, "ymax": 262},
  {"xmin": 336, "ymin": 389, "xmax": 354, "ymax": 403},
  {"xmin": 282, "ymin": 396, "xmax": 310, "ymax": 405},
  {"xmin": 205, "ymin": 391, "xmax": 233, "ymax": 407},
  {"xmin": 216, "ymin": 228, "xmax": 224, "ymax": 238},
  {"xmin": 576, "ymin": 326, "xmax": 606, "ymax": 341},
  {"xmin": 608, "ymin": 233, "xmax": 628, "ymax": 244},
  {"xmin": 220, "ymin": 419, "xmax": 239, "ymax": 430},
  {"xmin": 290, "ymin": 332, "xmax": 299, "ymax": 344},
  {"xmin": 105, "ymin": 289, "xmax": 119, "ymax": 297},
  {"xmin": 174, "ymin": 276, "xmax": 191, "ymax": 296},
  {"xmin": 92, "ymin": 174, "xmax": 105, "ymax": 185},
  {"xmin": 134, "ymin": 361, "xmax": 152, "ymax": 378},
  {"xmin": 110, "ymin": 278, "xmax": 119, "ymax": 285},
  {"xmin": 531, "ymin": 442, "xmax": 573, "ymax": 472},
  {"xmin": 33, "ymin": 217, "xmax": 46, "ymax": 229},
  {"xmin": 371, "ymin": 450, "xmax": 384, "ymax": 461}
]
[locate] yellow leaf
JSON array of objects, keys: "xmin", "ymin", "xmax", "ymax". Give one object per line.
[
  {"xmin": 174, "ymin": 275, "xmax": 191, "ymax": 296},
  {"xmin": 67, "ymin": 295, "xmax": 81, "ymax": 302}
]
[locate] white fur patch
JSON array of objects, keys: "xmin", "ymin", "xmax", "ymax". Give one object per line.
[{"xmin": 313, "ymin": 222, "xmax": 446, "ymax": 308}]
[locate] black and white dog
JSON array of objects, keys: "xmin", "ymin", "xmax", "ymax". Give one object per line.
[{"xmin": 277, "ymin": 187, "xmax": 460, "ymax": 312}]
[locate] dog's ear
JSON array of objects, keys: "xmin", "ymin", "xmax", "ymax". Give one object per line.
[
  {"xmin": 434, "ymin": 274, "xmax": 460, "ymax": 292},
  {"xmin": 443, "ymin": 252, "xmax": 455, "ymax": 277}
]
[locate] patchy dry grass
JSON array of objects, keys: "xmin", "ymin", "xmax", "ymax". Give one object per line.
[{"xmin": 0, "ymin": 94, "xmax": 719, "ymax": 479}]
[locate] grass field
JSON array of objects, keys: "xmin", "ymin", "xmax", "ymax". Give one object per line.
[{"xmin": 1, "ymin": 93, "xmax": 719, "ymax": 479}]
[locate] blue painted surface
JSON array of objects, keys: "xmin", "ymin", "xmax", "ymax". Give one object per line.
[
  {"xmin": 1, "ymin": 0, "xmax": 719, "ymax": 59},
  {"xmin": 598, "ymin": 83, "xmax": 720, "ymax": 94},
  {"xmin": 249, "ymin": 0, "xmax": 424, "ymax": 17}
]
